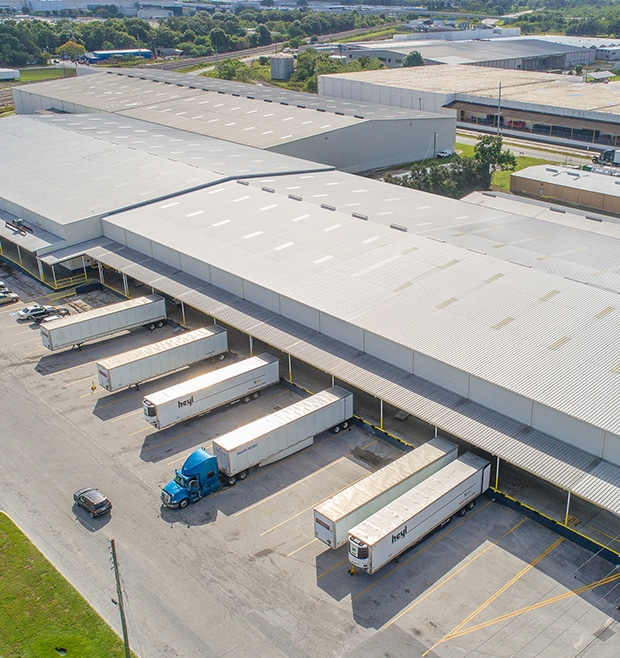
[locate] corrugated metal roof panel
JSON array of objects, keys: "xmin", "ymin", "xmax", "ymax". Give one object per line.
[{"xmin": 573, "ymin": 462, "xmax": 620, "ymax": 515}]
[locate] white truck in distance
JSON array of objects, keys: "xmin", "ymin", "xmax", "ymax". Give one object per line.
[
  {"xmin": 97, "ymin": 326, "xmax": 228, "ymax": 393},
  {"xmin": 213, "ymin": 386, "xmax": 353, "ymax": 485},
  {"xmin": 40, "ymin": 295, "xmax": 166, "ymax": 351},
  {"xmin": 314, "ymin": 436, "xmax": 457, "ymax": 549},
  {"xmin": 143, "ymin": 353, "xmax": 279, "ymax": 430},
  {"xmin": 348, "ymin": 453, "xmax": 490, "ymax": 575}
]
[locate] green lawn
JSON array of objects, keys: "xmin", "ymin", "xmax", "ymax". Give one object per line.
[
  {"xmin": 18, "ymin": 68, "xmax": 77, "ymax": 82},
  {"xmin": 0, "ymin": 513, "xmax": 133, "ymax": 658}
]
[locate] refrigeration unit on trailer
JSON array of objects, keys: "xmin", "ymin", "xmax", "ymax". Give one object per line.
[
  {"xmin": 96, "ymin": 326, "xmax": 228, "ymax": 392},
  {"xmin": 143, "ymin": 353, "xmax": 280, "ymax": 430},
  {"xmin": 213, "ymin": 386, "xmax": 354, "ymax": 485},
  {"xmin": 314, "ymin": 437, "xmax": 457, "ymax": 549},
  {"xmin": 348, "ymin": 453, "xmax": 491, "ymax": 575},
  {"xmin": 40, "ymin": 295, "xmax": 166, "ymax": 351},
  {"xmin": 160, "ymin": 387, "xmax": 354, "ymax": 508}
]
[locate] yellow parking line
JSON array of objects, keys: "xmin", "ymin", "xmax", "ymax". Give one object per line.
[
  {"xmin": 65, "ymin": 375, "xmax": 97, "ymax": 387},
  {"xmin": 109, "ymin": 410, "xmax": 141, "ymax": 422},
  {"xmin": 423, "ymin": 536, "xmax": 564, "ymax": 655},
  {"xmin": 384, "ymin": 517, "xmax": 527, "ymax": 628},
  {"xmin": 12, "ymin": 338, "xmax": 39, "ymax": 345},
  {"xmin": 349, "ymin": 501, "xmax": 493, "ymax": 598},
  {"xmin": 236, "ymin": 458, "xmax": 346, "ymax": 517},
  {"xmin": 287, "ymin": 538, "xmax": 318, "ymax": 558},
  {"xmin": 129, "ymin": 426, "xmax": 150, "ymax": 437},
  {"xmin": 446, "ymin": 571, "xmax": 620, "ymax": 641}
]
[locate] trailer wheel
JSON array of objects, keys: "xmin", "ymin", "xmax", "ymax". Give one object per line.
[
  {"xmin": 238, "ymin": 470, "xmax": 248, "ymax": 481},
  {"xmin": 467, "ymin": 500, "xmax": 475, "ymax": 510},
  {"xmin": 333, "ymin": 425, "xmax": 341, "ymax": 434},
  {"xmin": 226, "ymin": 475, "xmax": 237, "ymax": 486},
  {"xmin": 89, "ymin": 511, "xmax": 95, "ymax": 519},
  {"xmin": 243, "ymin": 396, "xmax": 251, "ymax": 404},
  {"xmin": 252, "ymin": 392, "xmax": 259, "ymax": 400},
  {"xmin": 179, "ymin": 499, "xmax": 189, "ymax": 509},
  {"xmin": 156, "ymin": 320, "xmax": 164, "ymax": 328},
  {"xmin": 342, "ymin": 421, "xmax": 349, "ymax": 430},
  {"xmin": 218, "ymin": 354, "xmax": 225, "ymax": 361},
  {"xmin": 147, "ymin": 323, "xmax": 155, "ymax": 331},
  {"xmin": 458, "ymin": 507, "xmax": 466, "ymax": 517}
]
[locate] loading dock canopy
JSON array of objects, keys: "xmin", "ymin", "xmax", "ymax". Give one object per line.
[{"xmin": 76, "ymin": 240, "xmax": 620, "ymax": 516}]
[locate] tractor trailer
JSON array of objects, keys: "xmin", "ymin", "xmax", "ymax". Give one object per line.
[
  {"xmin": 161, "ymin": 386, "xmax": 354, "ymax": 507},
  {"xmin": 96, "ymin": 326, "xmax": 228, "ymax": 392},
  {"xmin": 314, "ymin": 437, "xmax": 457, "ymax": 549},
  {"xmin": 348, "ymin": 453, "xmax": 491, "ymax": 575},
  {"xmin": 143, "ymin": 353, "xmax": 279, "ymax": 430},
  {"xmin": 592, "ymin": 149, "xmax": 620, "ymax": 166},
  {"xmin": 40, "ymin": 295, "xmax": 166, "ymax": 351}
]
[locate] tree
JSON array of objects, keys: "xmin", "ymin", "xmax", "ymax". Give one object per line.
[
  {"xmin": 474, "ymin": 135, "xmax": 517, "ymax": 173},
  {"xmin": 57, "ymin": 39, "xmax": 86, "ymax": 60},
  {"xmin": 402, "ymin": 50, "xmax": 423, "ymax": 67}
]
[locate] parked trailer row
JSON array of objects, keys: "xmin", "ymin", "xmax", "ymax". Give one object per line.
[
  {"xmin": 96, "ymin": 326, "xmax": 228, "ymax": 392},
  {"xmin": 143, "ymin": 353, "xmax": 280, "ymax": 430},
  {"xmin": 348, "ymin": 453, "xmax": 491, "ymax": 575},
  {"xmin": 314, "ymin": 437, "xmax": 458, "ymax": 549},
  {"xmin": 41, "ymin": 294, "xmax": 166, "ymax": 351},
  {"xmin": 161, "ymin": 386, "xmax": 354, "ymax": 508}
]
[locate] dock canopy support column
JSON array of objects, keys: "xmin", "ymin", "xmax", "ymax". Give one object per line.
[
  {"xmin": 379, "ymin": 398, "xmax": 384, "ymax": 431},
  {"xmin": 288, "ymin": 354, "xmax": 292, "ymax": 382},
  {"xmin": 249, "ymin": 334, "xmax": 253, "ymax": 356},
  {"xmin": 122, "ymin": 273, "xmax": 129, "ymax": 298},
  {"xmin": 565, "ymin": 491, "xmax": 571, "ymax": 526}
]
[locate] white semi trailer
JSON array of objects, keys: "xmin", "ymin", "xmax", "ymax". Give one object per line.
[
  {"xmin": 41, "ymin": 295, "xmax": 166, "ymax": 351},
  {"xmin": 96, "ymin": 326, "xmax": 228, "ymax": 392},
  {"xmin": 348, "ymin": 453, "xmax": 491, "ymax": 575},
  {"xmin": 213, "ymin": 386, "xmax": 353, "ymax": 485},
  {"xmin": 314, "ymin": 437, "xmax": 457, "ymax": 549},
  {"xmin": 143, "ymin": 353, "xmax": 280, "ymax": 430}
]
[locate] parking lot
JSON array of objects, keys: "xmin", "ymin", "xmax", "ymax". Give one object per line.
[{"xmin": 0, "ymin": 267, "xmax": 619, "ymax": 658}]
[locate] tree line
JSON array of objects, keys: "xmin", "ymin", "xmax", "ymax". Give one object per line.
[{"xmin": 0, "ymin": 9, "xmax": 391, "ymax": 67}]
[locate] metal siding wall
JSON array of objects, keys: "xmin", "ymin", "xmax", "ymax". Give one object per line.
[
  {"xmin": 414, "ymin": 352, "xmax": 469, "ymax": 397},
  {"xmin": 280, "ymin": 296, "xmax": 320, "ymax": 331},
  {"xmin": 320, "ymin": 312, "xmax": 364, "ymax": 350},
  {"xmin": 364, "ymin": 331, "xmax": 414, "ymax": 373},
  {"xmin": 210, "ymin": 266, "xmax": 243, "ymax": 297},
  {"xmin": 179, "ymin": 253, "xmax": 210, "ymax": 282},
  {"xmin": 602, "ymin": 432, "xmax": 620, "ymax": 466},
  {"xmin": 125, "ymin": 231, "xmax": 153, "ymax": 258},
  {"xmin": 103, "ymin": 222, "xmax": 127, "ymax": 246},
  {"xmin": 469, "ymin": 375, "xmax": 532, "ymax": 425},
  {"xmin": 152, "ymin": 242, "xmax": 182, "ymax": 271},
  {"xmin": 243, "ymin": 280, "xmax": 280, "ymax": 314},
  {"xmin": 532, "ymin": 403, "xmax": 605, "ymax": 457}
]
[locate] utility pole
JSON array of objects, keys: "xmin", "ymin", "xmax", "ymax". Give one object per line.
[{"xmin": 109, "ymin": 539, "xmax": 131, "ymax": 658}]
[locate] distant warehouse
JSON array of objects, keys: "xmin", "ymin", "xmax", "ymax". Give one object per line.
[{"xmin": 85, "ymin": 49, "xmax": 152, "ymax": 64}]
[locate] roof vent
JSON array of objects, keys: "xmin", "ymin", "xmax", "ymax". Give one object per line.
[
  {"xmin": 262, "ymin": 186, "xmax": 275, "ymax": 193},
  {"xmin": 354, "ymin": 115, "xmax": 364, "ymax": 119},
  {"xmin": 482, "ymin": 192, "xmax": 496, "ymax": 197},
  {"xmin": 566, "ymin": 171, "xmax": 580, "ymax": 177},
  {"xmin": 321, "ymin": 204, "xmax": 336, "ymax": 211},
  {"xmin": 247, "ymin": 96, "xmax": 254, "ymax": 100},
  {"xmin": 237, "ymin": 180, "xmax": 249, "ymax": 186},
  {"xmin": 390, "ymin": 223, "xmax": 408, "ymax": 232},
  {"xmin": 288, "ymin": 194, "xmax": 302, "ymax": 201},
  {"xmin": 352, "ymin": 212, "xmax": 368, "ymax": 220},
  {"xmin": 232, "ymin": 93, "xmax": 240, "ymax": 97},
  {"xmin": 317, "ymin": 108, "xmax": 326, "ymax": 112},
  {"xmin": 336, "ymin": 111, "xmax": 345, "ymax": 116},
  {"xmin": 586, "ymin": 215, "xmax": 603, "ymax": 222},
  {"xmin": 546, "ymin": 167, "xmax": 558, "ymax": 173},
  {"xmin": 550, "ymin": 207, "xmax": 565, "ymax": 213}
]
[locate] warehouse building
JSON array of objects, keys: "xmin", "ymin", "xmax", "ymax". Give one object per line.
[
  {"xmin": 11, "ymin": 69, "xmax": 454, "ymax": 174},
  {"xmin": 1, "ymin": 113, "xmax": 619, "ymax": 532},
  {"xmin": 341, "ymin": 37, "xmax": 595, "ymax": 70},
  {"xmin": 319, "ymin": 65, "xmax": 620, "ymax": 148},
  {"xmin": 511, "ymin": 165, "xmax": 620, "ymax": 215}
]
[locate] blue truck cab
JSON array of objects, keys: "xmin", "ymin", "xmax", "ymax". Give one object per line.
[{"xmin": 161, "ymin": 448, "xmax": 221, "ymax": 509}]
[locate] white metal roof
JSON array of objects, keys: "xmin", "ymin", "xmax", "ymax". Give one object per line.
[
  {"xmin": 74, "ymin": 240, "xmax": 620, "ymax": 515},
  {"xmin": 240, "ymin": 170, "xmax": 620, "ymax": 293}
]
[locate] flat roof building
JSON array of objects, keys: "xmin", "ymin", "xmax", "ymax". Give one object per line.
[{"xmin": 0, "ymin": 113, "xmax": 619, "ymax": 522}]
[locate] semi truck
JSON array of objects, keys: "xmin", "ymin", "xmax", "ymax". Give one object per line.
[
  {"xmin": 40, "ymin": 295, "xmax": 166, "ymax": 351},
  {"xmin": 161, "ymin": 386, "xmax": 354, "ymax": 508},
  {"xmin": 143, "ymin": 353, "xmax": 279, "ymax": 430},
  {"xmin": 314, "ymin": 437, "xmax": 457, "ymax": 549},
  {"xmin": 348, "ymin": 452, "xmax": 490, "ymax": 575},
  {"xmin": 96, "ymin": 326, "xmax": 228, "ymax": 392},
  {"xmin": 592, "ymin": 149, "xmax": 620, "ymax": 166}
]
